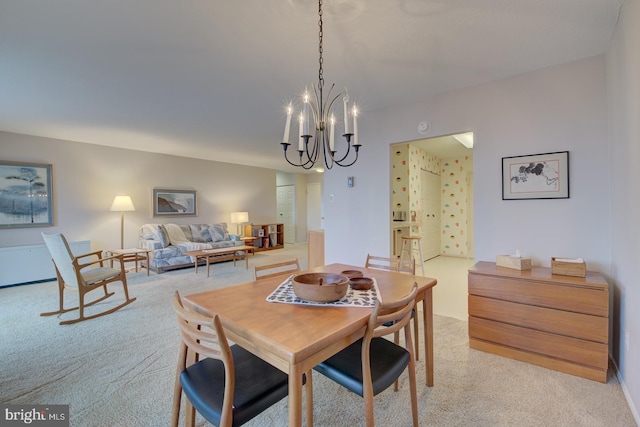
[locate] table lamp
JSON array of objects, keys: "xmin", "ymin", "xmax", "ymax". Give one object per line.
[
  {"xmin": 110, "ymin": 196, "xmax": 136, "ymax": 249},
  {"xmin": 230, "ymin": 211, "xmax": 249, "ymax": 237}
]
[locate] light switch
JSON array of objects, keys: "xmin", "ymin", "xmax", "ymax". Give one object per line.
[{"xmin": 347, "ymin": 176, "xmax": 354, "ymax": 187}]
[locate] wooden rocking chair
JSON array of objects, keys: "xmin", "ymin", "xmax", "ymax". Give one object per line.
[{"xmin": 41, "ymin": 233, "xmax": 136, "ymax": 325}]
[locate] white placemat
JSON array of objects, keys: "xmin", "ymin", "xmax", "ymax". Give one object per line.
[{"xmin": 266, "ymin": 275, "xmax": 381, "ymax": 307}]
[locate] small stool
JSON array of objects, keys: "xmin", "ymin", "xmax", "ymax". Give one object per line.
[{"xmin": 400, "ymin": 235, "xmax": 425, "ymax": 275}]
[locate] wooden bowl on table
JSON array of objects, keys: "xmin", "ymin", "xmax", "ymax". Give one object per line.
[
  {"xmin": 349, "ymin": 277, "xmax": 373, "ymax": 291},
  {"xmin": 341, "ymin": 270, "xmax": 363, "ymax": 279},
  {"xmin": 292, "ymin": 273, "xmax": 349, "ymax": 303}
]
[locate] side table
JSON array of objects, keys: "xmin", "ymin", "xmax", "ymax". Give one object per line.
[
  {"xmin": 240, "ymin": 236, "xmax": 256, "ymax": 248},
  {"xmin": 107, "ymin": 248, "xmax": 152, "ymax": 276}
]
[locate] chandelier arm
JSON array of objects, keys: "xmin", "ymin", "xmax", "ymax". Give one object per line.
[
  {"xmin": 310, "ymin": 84, "xmax": 321, "ymax": 127},
  {"xmin": 326, "ymin": 91, "xmax": 342, "ymax": 127},
  {"xmin": 333, "ymin": 145, "xmax": 360, "ymax": 167},
  {"xmin": 281, "ymin": 143, "xmax": 317, "ymax": 169},
  {"xmin": 328, "ymin": 137, "xmax": 353, "ymax": 163},
  {"xmin": 304, "ymin": 135, "xmax": 319, "ymax": 164},
  {"xmin": 322, "ymin": 83, "xmax": 337, "ymax": 118}
]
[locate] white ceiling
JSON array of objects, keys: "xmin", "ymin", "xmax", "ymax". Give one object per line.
[{"xmin": 0, "ymin": 0, "xmax": 624, "ymax": 173}]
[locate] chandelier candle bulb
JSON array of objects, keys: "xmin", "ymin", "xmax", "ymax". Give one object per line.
[
  {"xmin": 298, "ymin": 114, "xmax": 304, "ymax": 151},
  {"xmin": 353, "ymin": 106, "xmax": 359, "ymax": 146},
  {"xmin": 283, "ymin": 105, "xmax": 292, "ymax": 143},
  {"xmin": 343, "ymin": 93, "xmax": 350, "ymax": 134},
  {"xmin": 303, "ymin": 91, "xmax": 310, "ymax": 136},
  {"xmin": 329, "ymin": 115, "xmax": 335, "ymax": 152}
]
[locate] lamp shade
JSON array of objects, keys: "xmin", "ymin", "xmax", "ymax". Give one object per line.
[
  {"xmin": 230, "ymin": 211, "xmax": 249, "ymax": 224},
  {"xmin": 110, "ymin": 196, "xmax": 136, "ymax": 212}
]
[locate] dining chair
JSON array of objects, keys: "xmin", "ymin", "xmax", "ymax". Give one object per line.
[
  {"xmin": 171, "ymin": 291, "xmax": 310, "ymax": 427},
  {"xmin": 365, "ymin": 253, "xmax": 415, "ymax": 274},
  {"xmin": 254, "ymin": 258, "xmax": 300, "ymax": 281},
  {"xmin": 314, "ymin": 283, "xmax": 419, "ymax": 427},
  {"xmin": 365, "ymin": 254, "xmax": 420, "ymax": 364},
  {"xmin": 40, "ymin": 232, "xmax": 136, "ymax": 325}
]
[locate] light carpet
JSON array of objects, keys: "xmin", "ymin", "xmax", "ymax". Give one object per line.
[{"xmin": 0, "ymin": 246, "xmax": 635, "ymax": 426}]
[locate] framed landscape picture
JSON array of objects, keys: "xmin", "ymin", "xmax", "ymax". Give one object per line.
[
  {"xmin": 153, "ymin": 188, "xmax": 197, "ymax": 217},
  {"xmin": 0, "ymin": 161, "xmax": 54, "ymax": 228},
  {"xmin": 502, "ymin": 151, "xmax": 569, "ymax": 200}
]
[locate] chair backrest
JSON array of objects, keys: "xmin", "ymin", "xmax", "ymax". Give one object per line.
[
  {"xmin": 254, "ymin": 259, "xmax": 300, "ymax": 281},
  {"xmin": 172, "ymin": 291, "xmax": 235, "ymax": 426},
  {"xmin": 367, "ymin": 283, "xmax": 418, "ymax": 340},
  {"xmin": 365, "ymin": 254, "xmax": 415, "ymax": 275},
  {"xmin": 41, "ymin": 233, "xmax": 80, "ymax": 288},
  {"xmin": 172, "ymin": 291, "xmax": 232, "ymax": 364}
]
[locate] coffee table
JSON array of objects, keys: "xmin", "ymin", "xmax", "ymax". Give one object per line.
[{"xmin": 184, "ymin": 245, "xmax": 254, "ymax": 277}]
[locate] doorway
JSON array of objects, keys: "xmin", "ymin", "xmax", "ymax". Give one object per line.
[
  {"xmin": 390, "ymin": 132, "xmax": 474, "ymax": 259},
  {"xmin": 420, "ymin": 169, "xmax": 441, "ymax": 260},
  {"xmin": 276, "ymin": 185, "xmax": 296, "ymax": 244}
]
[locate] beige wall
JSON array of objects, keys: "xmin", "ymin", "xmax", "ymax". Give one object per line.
[{"xmin": 0, "ymin": 131, "xmax": 279, "ymax": 251}]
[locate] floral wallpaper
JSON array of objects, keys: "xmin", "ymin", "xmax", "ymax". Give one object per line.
[{"xmin": 392, "ymin": 143, "xmax": 473, "ymax": 258}]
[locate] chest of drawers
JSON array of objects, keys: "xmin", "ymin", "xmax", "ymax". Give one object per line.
[{"xmin": 468, "ymin": 261, "xmax": 609, "ymax": 382}]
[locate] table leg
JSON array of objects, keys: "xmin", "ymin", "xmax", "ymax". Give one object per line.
[
  {"xmin": 422, "ymin": 288, "xmax": 434, "ymax": 386},
  {"xmin": 206, "ymin": 256, "xmax": 211, "ymax": 277},
  {"xmin": 305, "ymin": 370, "xmax": 313, "ymax": 427},
  {"xmin": 145, "ymin": 252, "xmax": 150, "ymax": 276},
  {"xmin": 244, "ymin": 251, "xmax": 249, "ymax": 269},
  {"xmin": 194, "ymin": 257, "xmax": 199, "ymax": 274},
  {"xmin": 289, "ymin": 364, "xmax": 303, "ymax": 426}
]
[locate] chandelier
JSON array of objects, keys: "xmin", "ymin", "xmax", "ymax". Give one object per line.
[{"xmin": 280, "ymin": 0, "xmax": 361, "ymax": 170}]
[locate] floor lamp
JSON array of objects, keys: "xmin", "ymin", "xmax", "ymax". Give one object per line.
[
  {"xmin": 110, "ymin": 196, "xmax": 136, "ymax": 249},
  {"xmin": 230, "ymin": 211, "xmax": 249, "ymax": 237}
]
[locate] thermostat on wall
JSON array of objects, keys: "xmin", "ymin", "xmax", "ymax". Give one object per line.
[{"xmin": 347, "ymin": 176, "xmax": 354, "ymax": 187}]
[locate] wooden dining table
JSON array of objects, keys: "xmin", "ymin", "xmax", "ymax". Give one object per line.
[{"xmin": 183, "ymin": 263, "xmax": 437, "ymax": 426}]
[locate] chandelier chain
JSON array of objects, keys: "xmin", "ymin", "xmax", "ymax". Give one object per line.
[{"xmin": 318, "ymin": 0, "xmax": 324, "ymax": 90}]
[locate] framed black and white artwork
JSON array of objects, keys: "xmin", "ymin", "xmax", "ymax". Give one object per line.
[{"xmin": 502, "ymin": 151, "xmax": 569, "ymax": 200}]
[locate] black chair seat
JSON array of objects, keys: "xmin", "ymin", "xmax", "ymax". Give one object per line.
[
  {"xmin": 180, "ymin": 344, "xmax": 291, "ymax": 427},
  {"xmin": 314, "ymin": 337, "xmax": 410, "ymax": 397}
]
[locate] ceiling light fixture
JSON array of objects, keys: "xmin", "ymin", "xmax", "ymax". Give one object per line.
[
  {"xmin": 280, "ymin": 0, "xmax": 361, "ymax": 170},
  {"xmin": 453, "ymin": 132, "xmax": 474, "ymax": 149}
]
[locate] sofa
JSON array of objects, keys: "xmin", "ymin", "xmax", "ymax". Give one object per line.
[{"xmin": 138, "ymin": 223, "xmax": 242, "ymax": 273}]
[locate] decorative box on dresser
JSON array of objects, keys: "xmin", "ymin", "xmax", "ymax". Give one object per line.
[{"xmin": 468, "ymin": 261, "xmax": 610, "ymax": 383}]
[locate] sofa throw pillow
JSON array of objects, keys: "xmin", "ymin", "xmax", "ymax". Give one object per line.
[
  {"xmin": 190, "ymin": 224, "xmax": 212, "ymax": 243},
  {"xmin": 208, "ymin": 224, "xmax": 226, "ymax": 242},
  {"xmin": 179, "ymin": 225, "xmax": 193, "ymax": 242},
  {"xmin": 140, "ymin": 224, "xmax": 162, "ymax": 240},
  {"xmin": 164, "ymin": 224, "xmax": 189, "ymax": 243},
  {"xmin": 157, "ymin": 225, "xmax": 170, "ymax": 248}
]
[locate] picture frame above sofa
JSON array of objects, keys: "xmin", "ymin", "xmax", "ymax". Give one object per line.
[{"xmin": 153, "ymin": 188, "xmax": 197, "ymax": 217}]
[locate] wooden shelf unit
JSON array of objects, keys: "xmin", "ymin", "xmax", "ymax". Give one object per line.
[
  {"xmin": 244, "ymin": 224, "xmax": 284, "ymax": 251},
  {"xmin": 468, "ymin": 261, "xmax": 610, "ymax": 383}
]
